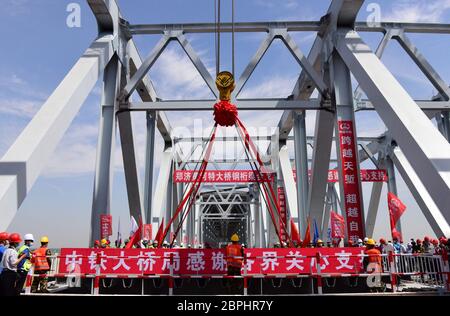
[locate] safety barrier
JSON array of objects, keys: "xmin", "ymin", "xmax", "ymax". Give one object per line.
[{"xmin": 24, "ymin": 250, "xmax": 449, "ymax": 295}]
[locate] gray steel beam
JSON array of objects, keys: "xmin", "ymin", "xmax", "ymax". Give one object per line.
[
  {"xmin": 129, "ymin": 99, "xmax": 323, "ymax": 111},
  {"xmin": 279, "ymin": 144, "xmax": 298, "ymax": 222},
  {"xmin": 331, "ymin": 51, "xmax": 366, "ymax": 240},
  {"xmin": 175, "ymin": 33, "xmax": 217, "ymax": 97},
  {"xmin": 395, "ymin": 33, "xmax": 450, "ymax": 100},
  {"xmin": 365, "ymin": 158, "xmax": 385, "ymax": 237},
  {"xmin": 235, "ymin": 32, "xmax": 276, "ymax": 97},
  {"xmin": 117, "ymin": 110, "xmax": 144, "ymax": 223},
  {"xmin": 293, "ymin": 111, "xmax": 309, "ymax": 234},
  {"xmin": 355, "ymin": 100, "xmax": 450, "ymax": 111},
  {"xmin": 143, "ymin": 111, "xmax": 156, "ymax": 225},
  {"xmin": 0, "ymin": 35, "xmax": 115, "ymax": 231},
  {"xmin": 152, "ymin": 147, "xmax": 173, "ymax": 224},
  {"xmin": 90, "ymin": 55, "xmax": 121, "ymax": 244},
  {"xmin": 391, "ymin": 148, "xmax": 450, "ymax": 237},
  {"xmin": 354, "ymin": 29, "xmax": 394, "ymax": 101},
  {"xmin": 122, "ymin": 34, "xmax": 171, "ymax": 100},
  {"xmin": 307, "ymin": 109, "xmax": 335, "ymax": 230},
  {"xmin": 336, "ymin": 29, "xmax": 450, "ymax": 228},
  {"xmin": 127, "ymin": 21, "xmax": 450, "ymax": 35}
]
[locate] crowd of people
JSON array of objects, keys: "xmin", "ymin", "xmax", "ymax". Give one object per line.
[
  {"xmin": 1, "ymin": 229, "xmax": 449, "ymax": 296},
  {"xmin": 0, "ymin": 232, "xmax": 52, "ymax": 296}
]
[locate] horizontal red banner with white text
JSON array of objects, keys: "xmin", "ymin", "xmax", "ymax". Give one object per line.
[
  {"xmin": 58, "ymin": 248, "xmax": 366, "ymax": 275},
  {"xmin": 173, "ymin": 169, "xmax": 387, "ymax": 183}
]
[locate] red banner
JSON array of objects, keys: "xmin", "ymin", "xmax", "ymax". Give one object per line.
[
  {"xmin": 173, "ymin": 170, "xmax": 274, "ymax": 183},
  {"xmin": 100, "ymin": 215, "xmax": 112, "ymax": 239},
  {"xmin": 174, "ymin": 169, "xmax": 386, "ymax": 183},
  {"xmin": 277, "ymin": 187, "xmax": 288, "ymax": 242},
  {"xmin": 330, "ymin": 211, "xmax": 345, "ymax": 239},
  {"xmin": 58, "ymin": 247, "xmax": 365, "ymax": 275},
  {"xmin": 337, "ymin": 120, "xmax": 364, "ymax": 242}
]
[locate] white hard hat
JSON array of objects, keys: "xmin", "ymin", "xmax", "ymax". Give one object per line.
[
  {"xmin": 363, "ymin": 237, "xmax": 369, "ymax": 242},
  {"xmin": 24, "ymin": 234, "xmax": 34, "ymax": 242},
  {"xmin": 357, "ymin": 239, "xmax": 363, "ymax": 243}
]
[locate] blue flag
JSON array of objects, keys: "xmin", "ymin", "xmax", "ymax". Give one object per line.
[{"xmin": 313, "ymin": 219, "xmax": 320, "ymax": 244}]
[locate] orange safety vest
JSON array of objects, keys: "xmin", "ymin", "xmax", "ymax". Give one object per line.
[
  {"xmin": 366, "ymin": 248, "xmax": 382, "ymax": 265},
  {"xmin": 226, "ymin": 244, "xmax": 243, "ymax": 268},
  {"xmin": 33, "ymin": 247, "xmax": 50, "ymax": 271}
]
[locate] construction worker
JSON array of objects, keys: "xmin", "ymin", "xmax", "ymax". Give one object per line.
[
  {"xmin": 226, "ymin": 234, "xmax": 244, "ymax": 276},
  {"xmin": 363, "ymin": 239, "xmax": 382, "ymax": 270},
  {"xmin": 93, "ymin": 240, "xmax": 100, "ymax": 249},
  {"xmin": 31, "ymin": 236, "xmax": 52, "ymax": 293},
  {"xmin": 413, "ymin": 239, "xmax": 424, "ymax": 253},
  {"xmin": 0, "ymin": 233, "xmax": 27, "ymax": 296},
  {"xmin": 316, "ymin": 239, "xmax": 324, "ymax": 248},
  {"xmin": 363, "ymin": 237, "xmax": 369, "ymax": 246},
  {"xmin": 16, "ymin": 233, "xmax": 34, "ymax": 295},
  {"xmin": 0, "ymin": 232, "xmax": 9, "ymax": 274}
]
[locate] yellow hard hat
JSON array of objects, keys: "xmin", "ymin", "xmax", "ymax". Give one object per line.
[
  {"xmin": 366, "ymin": 239, "xmax": 376, "ymax": 246},
  {"xmin": 231, "ymin": 234, "xmax": 239, "ymax": 242},
  {"xmin": 40, "ymin": 236, "xmax": 49, "ymax": 243},
  {"xmin": 317, "ymin": 239, "xmax": 323, "ymax": 244},
  {"xmin": 101, "ymin": 238, "xmax": 108, "ymax": 244}
]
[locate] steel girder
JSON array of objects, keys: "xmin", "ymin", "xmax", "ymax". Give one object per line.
[
  {"xmin": 0, "ymin": 34, "xmax": 115, "ymax": 231},
  {"xmin": 336, "ymin": 29, "xmax": 450, "ymax": 230},
  {"xmin": 90, "ymin": 55, "xmax": 121, "ymax": 244},
  {"xmin": 391, "ymin": 148, "xmax": 450, "ymax": 237},
  {"xmin": 127, "ymin": 22, "xmax": 450, "ymax": 35}
]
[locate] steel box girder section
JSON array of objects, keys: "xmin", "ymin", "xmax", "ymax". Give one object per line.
[
  {"xmin": 336, "ymin": 29, "xmax": 450, "ymax": 227},
  {"xmin": 127, "ymin": 21, "xmax": 450, "ymax": 35},
  {"xmin": 0, "ymin": 35, "xmax": 115, "ymax": 231}
]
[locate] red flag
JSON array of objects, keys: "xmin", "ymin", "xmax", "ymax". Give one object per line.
[
  {"xmin": 290, "ymin": 218, "xmax": 301, "ymax": 244},
  {"xmin": 330, "ymin": 211, "xmax": 345, "ymax": 239},
  {"xmin": 302, "ymin": 219, "xmax": 311, "ymax": 248},
  {"xmin": 388, "ymin": 192, "xmax": 406, "ymax": 239},
  {"xmin": 388, "ymin": 192, "xmax": 406, "ymax": 225},
  {"xmin": 154, "ymin": 218, "xmax": 165, "ymax": 246},
  {"xmin": 125, "ymin": 217, "xmax": 142, "ymax": 249}
]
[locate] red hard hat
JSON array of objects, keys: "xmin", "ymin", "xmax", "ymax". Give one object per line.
[
  {"xmin": 432, "ymin": 239, "xmax": 439, "ymax": 245},
  {"xmin": 379, "ymin": 238, "xmax": 386, "ymax": 244},
  {"xmin": 416, "ymin": 239, "xmax": 422, "ymax": 243},
  {"xmin": 94, "ymin": 240, "xmax": 100, "ymax": 245},
  {"xmin": 440, "ymin": 237, "xmax": 447, "ymax": 243},
  {"xmin": 0, "ymin": 232, "xmax": 9, "ymax": 241},
  {"xmin": 424, "ymin": 236, "xmax": 430, "ymax": 242},
  {"xmin": 8, "ymin": 233, "xmax": 22, "ymax": 243}
]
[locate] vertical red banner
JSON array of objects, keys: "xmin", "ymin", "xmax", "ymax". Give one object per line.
[
  {"xmin": 337, "ymin": 121, "xmax": 364, "ymax": 242},
  {"xmin": 277, "ymin": 187, "xmax": 288, "ymax": 242},
  {"xmin": 330, "ymin": 211, "xmax": 345, "ymax": 239},
  {"xmin": 100, "ymin": 214, "xmax": 112, "ymax": 239}
]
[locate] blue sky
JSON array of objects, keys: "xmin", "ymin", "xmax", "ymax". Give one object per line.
[{"xmin": 1, "ymin": 0, "xmax": 450, "ymax": 247}]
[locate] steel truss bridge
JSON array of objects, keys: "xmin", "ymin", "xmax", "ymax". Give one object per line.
[{"xmin": 1, "ymin": 0, "xmax": 450, "ymax": 247}]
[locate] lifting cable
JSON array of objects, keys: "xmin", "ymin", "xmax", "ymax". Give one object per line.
[
  {"xmin": 169, "ymin": 126, "xmax": 218, "ymax": 244},
  {"xmin": 234, "ymin": 120, "xmax": 292, "ymax": 246},
  {"xmin": 161, "ymin": 124, "xmax": 218, "ymax": 246},
  {"xmin": 215, "ymin": 0, "xmax": 236, "ymax": 76}
]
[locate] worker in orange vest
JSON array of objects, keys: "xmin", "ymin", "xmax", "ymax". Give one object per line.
[
  {"xmin": 226, "ymin": 234, "xmax": 244, "ymax": 276},
  {"xmin": 363, "ymin": 239, "xmax": 382, "ymax": 271},
  {"xmin": 31, "ymin": 236, "xmax": 52, "ymax": 293}
]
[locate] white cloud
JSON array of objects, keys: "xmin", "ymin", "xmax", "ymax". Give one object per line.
[
  {"xmin": 0, "ymin": 98, "xmax": 40, "ymax": 118},
  {"xmin": 239, "ymin": 75, "xmax": 297, "ymax": 98},
  {"xmin": 150, "ymin": 47, "xmax": 215, "ymax": 100},
  {"xmin": 382, "ymin": 0, "xmax": 450, "ymax": 23}
]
